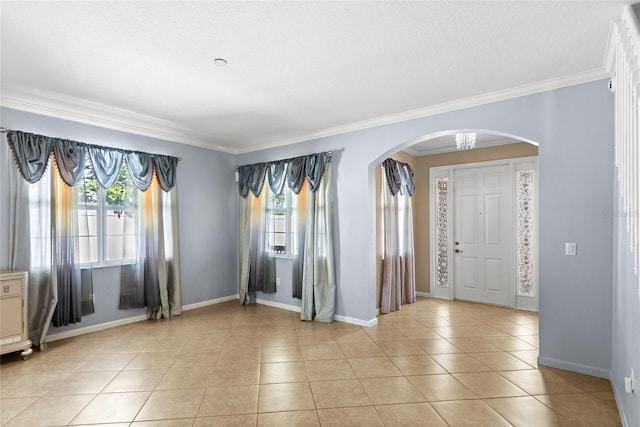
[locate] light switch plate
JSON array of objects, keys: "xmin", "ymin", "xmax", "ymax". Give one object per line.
[{"xmin": 565, "ymin": 242, "xmax": 577, "ymax": 256}]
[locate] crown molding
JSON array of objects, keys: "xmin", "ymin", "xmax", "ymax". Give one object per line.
[
  {"xmin": 232, "ymin": 68, "xmax": 610, "ymax": 154},
  {"xmin": 0, "ymin": 85, "xmax": 233, "ymax": 153},
  {"xmin": 2, "ymin": 68, "xmax": 609, "ymax": 156}
]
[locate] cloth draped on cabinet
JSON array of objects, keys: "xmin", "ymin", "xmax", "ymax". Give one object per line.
[
  {"xmin": 380, "ymin": 158, "xmax": 416, "ymax": 314},
  {"xmin": 5, "ymin": 130, "xmax": 181, "ymax": 348},
  {"xmin": 237, "ymin": 152, "xmax": 335, "ymax": 322}
]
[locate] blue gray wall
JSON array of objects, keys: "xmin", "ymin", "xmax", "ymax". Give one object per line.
[
  {"xmin": 0, "ymin": 80, "xmax": 621, "ymax": 388},
  {"xmin": 0, "ymin": 107, "xmax": 239, "ymax": 334},
  {"xmin": 238, "ymin": 80, "xmax": 616, "ymax": 379}
]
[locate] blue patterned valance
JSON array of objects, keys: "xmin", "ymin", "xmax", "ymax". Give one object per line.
[
  {"xmin": 383, "ymin": 158, "xmax": 416, "ymax": 197},
  {"xmin": 237, "ymin": 151, "xmax": 332, "ymax": 197},
  {"xmin": 7, "ymin": 130, "xmax": 179, "ymax": 191}
]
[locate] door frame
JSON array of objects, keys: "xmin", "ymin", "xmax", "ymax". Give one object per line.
[{"xmin": 429, "ymin": 156, "xmax": 539, "ymax": 311}]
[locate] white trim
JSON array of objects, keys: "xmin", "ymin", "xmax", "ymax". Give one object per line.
[
  {"xmin": 255, "ymin": 298, "xmax": 301, "ymax": 313},
  {"xmin": 604, "ymin": 19, "xmax": 621, "ymax": 74},
  {"xmin": 183, "ymin": 294, "xmax": 239, "ymax": 311},
  {"xmin": 611, "ymin": 372, "xmax": 631, "ymax": 427},
  {"xmin": 1, "ymin": 69, "xmax": 608, "ymax": 155},
  {"xmin": 538, "ymin": 356, "xmax": 610, "ymax": 379},
  {"xmin": 46, "ymin": 314, "xmax": 149, "ymax": 342},
  {"xmin": 46, "ymin": 294, "xmax": 240, "ymax": 343},
  {"xmin": 333, "ymin": 314, "xmax": 378, "ymax": 328},
  {"xmin": 415, "ymin": 292, "xmax": 431, "ymax": 298},
  {"xmin": 255, "ymin": 299, "xmax": 378, "ymax": 327},
  {"xmin": 429, "ymin": 156, "xmax": 539, "ymax": 310}
]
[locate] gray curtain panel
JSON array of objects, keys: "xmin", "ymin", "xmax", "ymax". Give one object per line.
[
  {"xmin": 300, "ymin": 163, "xmax": 336, "ymax": 322},
  {"xmin": 399, "ymin": 163, "xmax": 416, "ymax": 197},
  {"xmin": 292, "ymin": 182, "xmax": 308, "ymax": 299},
  {"xmin": 6, "ymin": 143, "xmax": 57, "ymax": 348},
  {"xmin": 248, "ymin": 189, "xmax": 276, "ymax": 297},
  {"xmin": 268, "ymin": 161, "xmax": 288, "ymax": 195},
  {"xmin": 7, "ymin": 131, "xmax": 53, "ymax": 183},
  {"xmin": 89, "ymin": 147, "xmax": 123, "ymax": 188},
  {"xmin": 383, "ymin": 158, "xmax": 403, "ymax": 196},
  {"xmin": 7, "ymin": 129, "xmax": 182, "ymax": 338},
  {"xmin": 153, "ymin": 155, "xmax": 178, "ymax": 191},
  {"xmin": 125, "ymin": 152, "xmax": 153, "ymax": 191},
  {"xmin": 52, "ymin": 139, "xmax": 87, "ymax": 186},
  {"xmin": 287, "ymin": 157, "xmax": 306, "ymax": 194},
  {"xmin": 305, "ymin": 153, "xmax": 326, "ymax": 192},
  {"xmin": 237, "ymin": 152, "xmax": 333, "ymax": 306},
  {"xmin": 383, "ymin": 158, "xmax": 416, "ymax": 197},
  {"xmin": 237, "ymin": 163, "xmax": 267, "ymax": 198}
]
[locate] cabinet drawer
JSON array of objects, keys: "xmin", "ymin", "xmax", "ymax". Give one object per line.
[{"xmin": 0, "ymin": 280, "xmax": 22, "ymax": 296}]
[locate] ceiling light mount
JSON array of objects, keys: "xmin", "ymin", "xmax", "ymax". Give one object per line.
[
  {"xmin": 213, "ymin": 58, "xmax": 228, "ymax": 67},
  {"xmin": 455, "ymin": 132, "xmax": 476, "ymax": 150}
]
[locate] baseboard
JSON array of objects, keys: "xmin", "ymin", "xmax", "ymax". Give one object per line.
[
  {"xmin": 183, "ymin": 294, "xmax": 239, "ymax": 311},
  {"xmin": 46, "ymin": 314, "xmax": 149, "ymax": 342},
  {"xmin": 47, "ymin": 294, "xmax": 240, "ymax": 343},
  {"xmin": 610, "ymin": 372, "xmax": 631, "ymax": 427},
  {"xmin": 333, "ymin": 314, "xmax": 378, "ymax": 327},
  {"xmin": 416, "ymin": 292, "xmax": 431, "ymax": 298},
  {"xmin": 255, "ymin": 298, "xmax": 301, "ymax": 313},
  {"xmin": 47, "ymin": 293, "xmax": 377, "ymax": 342},
  {"xmin": 537, "ymin": 355, "xmax": 610, "ymax": 379}
]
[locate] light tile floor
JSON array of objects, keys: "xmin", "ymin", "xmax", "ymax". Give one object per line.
[{"xmin": 0, "ymin": 298, "xmax": 622, "ymax": 426}]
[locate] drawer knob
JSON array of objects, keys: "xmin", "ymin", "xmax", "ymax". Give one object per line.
[{"xmin": 3, "ymin": 285, "xmax": 9, "ymax": 293}]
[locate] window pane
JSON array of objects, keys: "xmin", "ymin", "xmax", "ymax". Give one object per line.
[
  {"xmin": 123, "ymin": 235, "xmax": 136, "ymax": 260},
  {"xmin": 105, "ymin": 163, "xmax": 135, "ymax": 207},
  {"xmin": 105, "ymin": 209, "xmax": 136, "ymax": 262},
  {"xmin": 106, "ymin": 210, "xmax": 125, "ymax": 235},
  {"xmin": 517, "ymin": 170, "xmax": 535, "ymax": 297},
  {"xmin": 267, "ymin": 210, "xmax": 287, "ymax": 254},
  {"xmin": 77, "ymin": 236, "xmax": 98, "ymax": 264},
  {"xmin": 78, "ymin": 155, "xmax": 98, "ymax": 205},
  {"xmin": 76, "ymin": 209, "xmax": 98, "ymax": 264},
  {"xmin": 106, "ymin": 236, "xmax": 124, "ymax": 261},
  {"xmin": 436, "ymin": 178, "xmax": 449, "ymax": 287}
]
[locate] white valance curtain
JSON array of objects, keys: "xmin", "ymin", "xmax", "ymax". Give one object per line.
[
  {"xmin": 381, "ymin": 158, "xmax": 416, "ymax": 314},
  {"xmin": 5, "ymin": 129, "xmax": 181, "ymax": 348},
  {"xmin": 237, "ymin": 152, "xmax": 336, "ymax": 322}
]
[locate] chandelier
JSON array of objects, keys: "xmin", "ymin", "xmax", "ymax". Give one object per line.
[{"xmin": 456, "ymin": 132, "xmax": 476, "ymax": 150}]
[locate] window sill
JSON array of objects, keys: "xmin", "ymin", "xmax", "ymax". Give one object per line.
[{"xmin": 77, "ymin": 261, "xmax": 136, "ymax": 270}]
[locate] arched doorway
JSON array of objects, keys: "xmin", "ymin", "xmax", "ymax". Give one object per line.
[{"xmin": 371, "ymin": 130, "xmax": 539, "ymax": 313}]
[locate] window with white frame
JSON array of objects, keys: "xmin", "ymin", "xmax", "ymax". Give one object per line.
[
  {"xmin": 265, "ymin": 186, "xmax": 297, "ymax": 256},
  {"xmin": 76, "ymin": 156, "xmax": 137, "ymax": 265}
]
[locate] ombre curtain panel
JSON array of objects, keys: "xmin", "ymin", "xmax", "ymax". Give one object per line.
[
  {"xmin": 237, "ymin": 152, "xmax": 335, "ymax": 322},
  {"xmin": 380, "ymin": 158, "xmax": 416, "ymax": 314},
  {"xmin": 5, "ymin": 129, "xmax": 182, "ymax": 347}
]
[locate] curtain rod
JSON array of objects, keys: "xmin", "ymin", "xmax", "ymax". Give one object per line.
[
  {"xmin": 235, "ymin": 150, "xmax": 333, "ymax": 170},
  {"xmin": 0, "ymin": 127, "xmax": 182, "ymax": 161}
]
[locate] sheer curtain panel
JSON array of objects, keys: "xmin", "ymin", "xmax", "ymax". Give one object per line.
[
  {"xmin": 380, "ymin": 159, "xmax": 416, "ymax": 314},
  {"xmin": 6, "ymin": 129, "xmax": 182, "ymax": 347},
  {"xmin": 237, "ymin": 152, "xmax": 335, "ymax": 322}
]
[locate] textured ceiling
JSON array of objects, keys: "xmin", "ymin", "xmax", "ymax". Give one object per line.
[{"xmin": 0, "ymin": 1, "xmax": 630, "ymax": 153}]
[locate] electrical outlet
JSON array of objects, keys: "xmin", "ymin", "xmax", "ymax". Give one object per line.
[
  {"xmin": 624, "ymin": 368, "xmax": 636, "ymax": 394},
  {"xmin": 276, "ymin": 277, "xmax": 281, "ymax": 287},
  {"xmin": 565, "ymin": 242, "xmax": 577, "ymax": 256}
]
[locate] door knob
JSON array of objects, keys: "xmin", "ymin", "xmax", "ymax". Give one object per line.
[
  {"xmin": 455, "ymin": 249, "xmax": 463, "ymax": 253},
  {"xmin": 455, "ymin": 241, "xmax": 460, "ymax": 246}
]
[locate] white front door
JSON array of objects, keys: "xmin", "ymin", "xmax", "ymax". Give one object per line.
[{"xmin": 453, "ymin": 165, "xmax": 513, "ymax": 306}]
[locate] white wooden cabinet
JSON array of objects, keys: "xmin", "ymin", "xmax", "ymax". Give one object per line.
[{"xmin": 0, "ymin": 270, "xmax": 33, "ymax": 359}]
